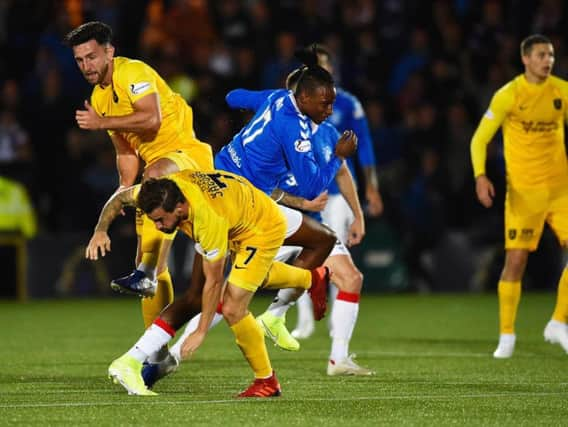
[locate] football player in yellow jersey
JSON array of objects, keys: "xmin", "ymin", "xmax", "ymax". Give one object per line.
[
  {"xmin": 64, "ymin": 22, "xmax": 214, "ymax": 331},
  {"xmin": 85, "ymin": 169, "xmax": 334, "ymax": 397},
  {"xmin": 470, "ymin": 34, "xmax": 568, "ymax": 358}
]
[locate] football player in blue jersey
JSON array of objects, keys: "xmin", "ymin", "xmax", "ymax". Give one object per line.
[
  {"xmin": 224, "ymin": 65, "xmax": 374, "ymax": 375},
  {"xmin": 289, "ymin": 44, "xmax": 384, "ymax": 341}
]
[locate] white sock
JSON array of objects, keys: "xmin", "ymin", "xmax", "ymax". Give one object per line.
[
  {"xmin": 294, "ymin": 291, "xmax": 314, "ymax": 329},
  {"xmin": 329, "ymin": 296, "xmax": 359, "ymax": 362},
  {"xmin": 127, "ymin": 323, "xmax": 174, "ymax": 363},
  {"xmin": 170, "ymin": 312, "xmax": 224, "ymax": 361},
  {"xmin": 267, "ymin": 288, "xmax": 298, "ymax": 317},
  {"xmin": 136, "ymin": 262, "xmax": 157, "ymax": 281}
]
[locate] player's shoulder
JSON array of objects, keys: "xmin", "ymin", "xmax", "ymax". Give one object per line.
[
  {"xmin": 113, "ymin": 56, "xmax": 154, "ymax": 81},
  {"xmin": 547, "ymin": 75, "xmax": 568, "ymax": 93}
]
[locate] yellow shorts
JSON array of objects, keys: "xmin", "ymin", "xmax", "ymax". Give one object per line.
[
  {"xmin": 227, "ymin": 219, "xmax": 287, "ymax": 293},
  {"xmin": 157, "ymin": 143, "xmax": 214, "ymax": 172},
  {"xmin": 505, "ymin": 184, "xmax": 568, "ymax": 250}
]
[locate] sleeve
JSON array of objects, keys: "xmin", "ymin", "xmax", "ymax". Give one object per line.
[
  {"xmin": 116, "ymin": 61, "xmax": 158, "ymax": 104},
  {"xmin": 193, "ymin": 205, "xmax": 229, "ymax": 262},
  {"xmin": 470, "ymin": 87, "xmax": 513, "ymax": 178},
  {"xmin": 349, "ymin": 97, "xmax": 377, "ymax": 167},
  {"xmin": 226, "ymin": 89, "xmax": 276, "ymax": 111},
  {"xmin": 279, "ymin": 120, "xmax": 342, "ymax": 199}
]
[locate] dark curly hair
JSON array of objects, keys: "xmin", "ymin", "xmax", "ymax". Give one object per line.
[
  {"xmin": 292, "ymin": 44, "xmax": 334, "ymax": 95},
  {"xmin": 137, "ymin": 178, "xmax": 185, "ymax": 214}
]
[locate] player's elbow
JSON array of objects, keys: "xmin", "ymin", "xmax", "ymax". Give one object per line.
[{"xmin": 146, "ymin": 114, "xmax": 162, "ymax": 133}]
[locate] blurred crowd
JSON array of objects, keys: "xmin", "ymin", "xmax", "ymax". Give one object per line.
[{"xmin": 1, "ymin": 0, "xmax": 568, "ymax": 290}]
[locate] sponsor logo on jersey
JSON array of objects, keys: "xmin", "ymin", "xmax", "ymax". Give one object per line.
[
  {"xmin": 521, "ymin": 120, "xmax": 558, "ymax": 133},
  {"xmin": 130, "ymin": 82, "xmax": 151, "ymax": 95},
  {"xmin": 294, "ymin": 139, "xmax": 312, "ymax": 153}
]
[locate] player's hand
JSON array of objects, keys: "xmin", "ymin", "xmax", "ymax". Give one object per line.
[
  {"xmin": 75, "ymin": 100, "xmax": 103, "ymax": 130},
  {"xmin": 366, "ymin": 187, "xmax": 384, "ymax": 217},
  {"xmin": 347, "ymin": 216, "xmax": 365, "ymax": 247},
  {"xmin": 180, "ymin": 330, "xmax": 207, "ymax": 359},
  {"xmin": 335, "ymin": 130, "xmax": 358, "ymax": 159},
  {"xmin": 302, "ymin": 191, "xmax": 328, "ymax": 212},
  {"xmin": 475, "ymin": 175, "xmax": 495, "ymax": 208},
  {"xmin": 85, "ymin": 231, "xmax": 111, "ymax": 260}
]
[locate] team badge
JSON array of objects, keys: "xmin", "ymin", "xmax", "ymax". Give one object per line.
[
  {"xmin": 508, "ymin": 229, "xmax": 517, "ymax": 240},
  {"xmin": 554, "ymin": 98, "xmax": 562, "ymax": 110}
]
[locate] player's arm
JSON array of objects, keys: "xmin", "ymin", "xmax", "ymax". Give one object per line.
[
  {"xmin": 76, "ymin": 93, "xmax": 162, "ymax": 133},
  {"xmin": 226, "ymin": 89, "xmax": 278, "ymax": 111},
  {"xmin": 349, "ymin": 97, "xmax": 383, "ymax": 217},
  {"xmin": 470, "ymin": 87, "xmax": 511, "ymax": 208},
  {"xmin": 335, "ymin": 162, "xmax": 365, "ymax": 246},
  {"xmin": 110, "ymin": 133, "xmax": 140, "ymax": 188},
  {"xmin": 85, "ymin": 185, "xmax": 140, "ymax": 260},
  {"xmin": 180, "ymin": 256, "xmax": 226, "ymax": 358},
  {"xmin": 271, "ymin": 188, "xmax": 328, "ymax": 212}
]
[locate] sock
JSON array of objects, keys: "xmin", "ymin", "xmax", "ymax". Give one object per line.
[
  {"xmin": 231, "ymin": 313, "xmax": 272, "ymax": 379},
  {"xmin": 127, "ymin": 319, "xmax": 176, "ymax": 363},
  {"xmin": 497, "ymin": 280, "xmax": 521, "ymax": 334},
  {"xmin": 268, "ymin": 288, "xmax": 299, "ymax": 317},
  {"xmin": 263, "ymin": 261, "xmax": 311, "ymax": 290},
  {"xmin": 170, "ymin": 307, "xmax": 224, "ymax": 362},
  {"xmin": 327, "ymin": 283, "xmax": 339, "ymax": 334},
  {"xmin": 552, "ymin": 267, "xmax": 568, "ymax": 323},
  {"xmin": 294, "ymin": 291, "xmax": 314, "ymax": 329},
  {"xmin": 329, "ymin": 291, "xmax": 360, "ymax": 362},
  {"xmin": 141, "ymin": 269, "xmax": 175, "ymax": 328}
]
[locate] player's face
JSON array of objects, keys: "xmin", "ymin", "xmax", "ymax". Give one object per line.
[
  {"xmin": 523, "ymin": 43, "xmax": 554, "ymax": 82},
  {"xmin": 298, "ymin": 85, "xmax": 336, "ymax": 124},
  {"xmin": 147, "ymin": 206, "xmax": 183, "ymax": 234},
  {"xmin": 72, "ymin": 40, "xmax": 114, "ymax": 86}
]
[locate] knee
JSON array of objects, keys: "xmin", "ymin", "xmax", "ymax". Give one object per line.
[{"xmin": 221, "ymin": 301, "xmax": 244, "ymax": 325}]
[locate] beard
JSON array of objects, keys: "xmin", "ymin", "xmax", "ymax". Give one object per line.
[{"xmin": 160, "ymin": 215, "xmax": 182, "ymax": 234}]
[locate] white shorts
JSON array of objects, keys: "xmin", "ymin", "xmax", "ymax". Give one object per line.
[
  {"xmin": 279, "ymin": 204, "xmax": 303, "ymax": 238},
  {"xmin": 322, "ymin": 194, "xmax": 354, "ymax": 245}
]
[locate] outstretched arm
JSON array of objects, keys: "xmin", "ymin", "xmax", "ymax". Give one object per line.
[
  {"xmin": 85, "ymin": 186, "xmax": 139, "ymax": 260},
  {"xmin": 271, "ymin": 188, "xmax": 329, "ymax": 212}
]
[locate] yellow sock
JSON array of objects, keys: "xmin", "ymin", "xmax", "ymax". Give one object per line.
[
  {"xmin": 262, "ymin": 261, "xmax": 311, "ymax": 290},
  {"xmin": 552, "ymin": 268, "xmax": 568, "ymax": 323},
  {"xmin": 498, "ymin": 280, "xmax": 521, "ymax": 334},
  {"xmin": 141, "ymin": 269, "xmax": 174, "ymax": 328},
  {"xmin": 139, "ymin": 213, "xmax": 176, "ymax": 256},
  {"xmin": 230, "ymin": 313, "xmax": 272, "ymax": 378}
]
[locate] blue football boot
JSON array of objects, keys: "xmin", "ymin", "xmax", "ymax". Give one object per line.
[{"xmin": 110, "ymin": 269, "xmax": 157, "ymax": 297}]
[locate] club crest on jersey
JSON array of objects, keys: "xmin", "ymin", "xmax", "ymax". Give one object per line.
[
  {"xmin": 130, "ymin": 82, "xmax": 151, "ymax": 95},
  {"xmin": 508, "ymin": 229, "xmax": 517, "ymax": 240},
  {"xmin": 554, "ymin": 98, "xmax": 562, "ymax": 110},
  {"xmin": 294, "ymin": 139, "xmax": 312, "ymax": 153}
]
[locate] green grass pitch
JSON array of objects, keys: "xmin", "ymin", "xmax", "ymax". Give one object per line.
[{"xmin": 1, "ymin": 293, "xmax": 567, "ymax": 426}]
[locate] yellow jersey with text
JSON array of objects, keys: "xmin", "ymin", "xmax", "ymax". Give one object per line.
[
  {"xmin": 90, "ymin": 56, "xmax": 209, "ymax": 166},
  {"xmin": 471, "ymin": 74, "xmax": 568, "ymax": 188},
  {"xmin": 165, "ymin": 170, "xmax": 286, "ymax": 262}
]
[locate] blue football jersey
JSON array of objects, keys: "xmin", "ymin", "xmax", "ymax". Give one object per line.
[
  {"xmin": 215, "ymin": 89, "xmax": 342, "ymax": 196},
  {"xmin": 326, "ymin": 87, "xmax": 377, "ymax": 195}
]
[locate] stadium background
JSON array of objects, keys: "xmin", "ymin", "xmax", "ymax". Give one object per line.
[{"xmin": 1, "ymin": 0, "xmax": 567, "ymax": 299}]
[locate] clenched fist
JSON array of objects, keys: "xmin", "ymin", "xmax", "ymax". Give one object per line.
[{"xmin": 335, "ymin": 130, "xmax": 358, "ymax": 159}]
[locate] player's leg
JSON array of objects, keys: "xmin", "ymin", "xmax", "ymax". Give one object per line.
[
  {"xmin": 494, "ymin": 188, "xmax": 543, "ymax": 358},
  {"xmin": 324, "ymin": 250, "xmax": 374, "ymax": 375},
  {"xmin": 543, "ymin": 189, "xmax": 568, "ymax": 353},
  {"xmin": 108, "ymin": 253, "xmax": 207, "ymax": 395},
  {"xmin": 224, "ymin": 240, "xmax": 284, "ymax": 397}
]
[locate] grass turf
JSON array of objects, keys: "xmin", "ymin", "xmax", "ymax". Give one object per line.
[{"xmin": 0, "ymin": 293, "xmax": 567, "ymax": 426}]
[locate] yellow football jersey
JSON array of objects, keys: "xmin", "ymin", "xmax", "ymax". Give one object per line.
[
  {"xmin": 471, "ymin": 74, "xmax": 568, "ymax": 188},
  {"xmin": 90, "ymin": 56, "xmax": 207, "ymax": 165},
  {"xmin": 164, "ymin": 170, "xmax": 285, "ymax": 262}
]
